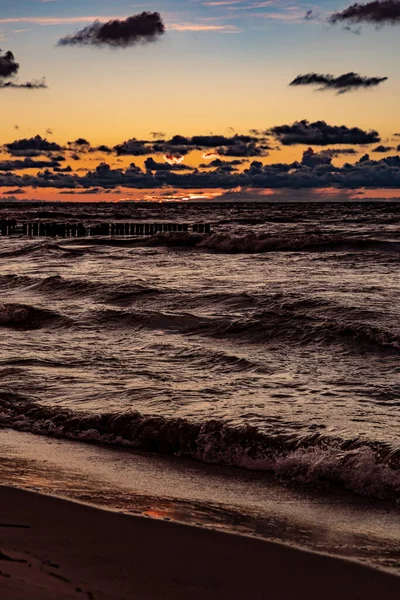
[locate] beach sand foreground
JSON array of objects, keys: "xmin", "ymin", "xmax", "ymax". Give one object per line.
[{"xmin": 0, "ymin": 485, "xmax": 399, "ymax": 600}]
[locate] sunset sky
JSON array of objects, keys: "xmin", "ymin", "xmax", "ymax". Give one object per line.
[{"xmin": 1, "ymin": 0, "xmax": 400, "ymax": 201}]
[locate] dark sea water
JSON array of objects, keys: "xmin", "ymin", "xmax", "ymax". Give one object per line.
[
  {"xmin": 1, "ymin": 200, "xmax": 399, "ymax": 571},
  {"xmin": 0, "ymin": 201, "xmax": 399, "ymax": 504}
]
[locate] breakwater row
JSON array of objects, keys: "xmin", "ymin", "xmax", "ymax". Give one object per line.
[{"xmin": 0, "ymin": 220, "xmax": 211, "ymax": 237}]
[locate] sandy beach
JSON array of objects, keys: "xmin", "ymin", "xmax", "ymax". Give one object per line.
[{"xmin": 0, "ymin": 485, "xmax": 399, "ymax": 600}]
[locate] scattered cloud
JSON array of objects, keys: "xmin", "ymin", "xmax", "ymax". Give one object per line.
[
  {"xmin": 145, "ymin": 157, "xmax": 193, "ymax": 171},
  {"xmin": 329, "ymin": 1, "xmax": 400, "ymax": 25},
  {"xmin": 114, "ymin": 138, "xmax": 151, "ymax": 156},
  {"xmin": 5, "ymin": 135, "xmax": 62, "ymax": 155},
  {"xmin": 0, "ymin": 50, "xmax": 19, "ymax": 78},
  {"xmin": 301, "ymin": 147, "xmax": 333, "ymax": 167},
  {"xmin": 0, "ymin": 78, "xmax": 47, "ymax": 89},
  {"xmin": 3, "ymin": 152, "xmax": 400, "ymax": 191},
  {"xmin": 269, "ymin": 120, "xmax": 380, "ymax": 145},
  {"xmin": 289, "ymin": 72, "xmax": 388, "ymax": 94},
  {"xmin": 0, "ymin": 49, "xmax": 47, "ymax": 89},
  {"xmin": 58, "ymin": 12, "xmax": 165, "ymax": 48},
  {"xmin": 0, "ymin": 157, "xmax": 61, "ymax": 171},
  {"xmin": 200, "ymin": 158, "xmax": 244, "ymax": 168},
  {"xmin": 372, "ymin": 144, "xmax": 393, "ymax": 152}
]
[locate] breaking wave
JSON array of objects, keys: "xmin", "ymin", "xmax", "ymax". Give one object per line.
[
  {"xmin": 0, "ymin": 303, "xmax": 70, "ymax": 330},
  {"xmin": 138, "ymin": 232, "xmax": 400, "ymax": 254},
  {"xmin": 0, "ymin": 396, "xmax": 398, "ymax": 502}
]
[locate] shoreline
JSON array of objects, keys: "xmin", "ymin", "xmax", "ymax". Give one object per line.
[
  {"xmin": 1, "ymin": 427, "xmax": 399, "ymax": 574},
  {"xmin": 1, "ymin": 484, "xmax": 399, "ymax": 600}
]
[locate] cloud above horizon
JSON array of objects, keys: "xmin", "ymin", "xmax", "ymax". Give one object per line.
[
  {"xmin": 58, "ymin": 12, "xmax": 165, "ymax": 48},
  {"xmin": 3, "ymin": 151, "xmax": 400, "ymax": 192},
  {"xmin": 269, "ymin": 120, "xmax": 380, "ymax": 145},
  {"xmin": 0, "ymin": 50, "xmax": 47, "ymax": 89},
  {"xmin": 0, "ymin": 50, "xmax": 19, "ymax": 79},
  {"xmin": 329, "ymin": 1, "xmax": 400, "ymax": 25},
  {"xmin": 5, "ymin": 135, "xmax": 62, "ymax": 155},
  {"xmin": 289, "ymin": 72, "xmax": 388, "ymax": 93}
]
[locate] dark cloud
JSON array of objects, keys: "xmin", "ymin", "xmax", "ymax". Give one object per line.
[
  {"xmin": 164, "ymin": 134, "xmax": 257, "ymax": 147},
  {"xmin": 68, "ymin": 138, "xmax": 91, "ymax": 147},
  {"xmin": 295, "ymin": 147, "xmax": 358, "ymax": 169},
  {"xmin": 4, "ymin": 152, "xmax": 400, "ymax": 191},
  {"xmin": 0, "ymin": 49, "xmax": 47, "ymax": 89},
  {"xmin": 159, "ymin": 134, "xmax": 267, "ymax": 157},
  {"xmin": 290, "ymin": 72, "xmax": 387, "ymax": 93},
  {"xmin": 0, "ymin": 78, "xmax": 47, "ymax": 89},
  {"xmin": 372, "ymin": 144, "xmax": 393, "ymax": 152},
  {"xmin": 301, "ymin": 148, "xmax": 333, "ymax": 168},
  {"xmin": 328, "ymin": 148, "xmax": 358, "ymax": 155},
  {"xmin": 0, "ymin": 50, "xmax": 19, "ymax": 78},
  {"xmin": 53, "ymin": 165, "xmax": 73, "ymax": 173},
  {"xmin": 199, "ymin": 158, "xmax": 244, "ymax": 168},
  {"xmin": 144, "ymin": 157, "xmax": 193, "ymax": 171},
  {"xmin": 60, "ymin": 187, "xmax": 116, "ymax": 195},
  {"xmin": 211, "ymin": 164, "xmax": 239, "ymax": 173},
  {"xmin": 114, "ymin": 138, "xmax": 151, "ymax": 155},
  {"xmin": 111, "ymin": 134, "xmax": 267, "ymax": 158},
  {"xmin": 0, "ymin": 158, "xmax": 61, "ymax": 171},
  {"xmin": 58, "ymin": 12, "xmax": 165, "ymax": 48},
  {"xmin": 152, "ymin": 142, "xmax": 191, "ymax": 156},
  {"xmin": 2, "ymin": 188, "xmax": 24, "ymax": 195},
  {"xmin": 218, "ymin": 142, "xmax": 269, "ymax": 157},
  {"xmin": 7, "ymin": 149, "xmax": 42, "ymax": 158},
  {"xmin": 5, "ymin": 135, "xmax": 61, "ymax": 154},
  {"xmin": 96, "ymin": 144, "xmax": 113, "ymax": 153},
  {"xmin": 190, "ymin": 134, "xmax": 256, "ymax": 147},
  {"xmin": 270, "ymin": 120, "xmax": 380, "ymax": 145},
  {"xmin": 166, "ymin": 135, "xmax": 191, "ymax": 146},
  {"xmin": 329, "ymin": 1, "xmax": 400, "ymax": 25}
]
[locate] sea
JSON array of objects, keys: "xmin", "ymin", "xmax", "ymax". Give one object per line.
[{"xmin": 0, "ymin": 201, "xmax": 399, "ymax": 572}]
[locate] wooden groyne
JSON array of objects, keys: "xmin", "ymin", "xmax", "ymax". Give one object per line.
[{"xmin": 0, "ymin": 220, "xmax": 211, "ymax": 238}]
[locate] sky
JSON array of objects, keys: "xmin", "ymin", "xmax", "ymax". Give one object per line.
[{"xmin": 0, "ymin": 0, "xmax": 400, "ymax": 201}]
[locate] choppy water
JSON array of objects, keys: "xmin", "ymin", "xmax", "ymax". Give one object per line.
[{"xmin": 0, "ymin": 202, "xmax": 399, "ymax": 502}]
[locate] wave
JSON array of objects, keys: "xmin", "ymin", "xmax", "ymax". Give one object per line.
[
  {"xmin": 136, "ymin": 232, "xmax": 400, "ymax": 254},
  {"xmin": 0, "ymin": 395, "xmax": 398, "ymax": 502},
  {"xmin": 0, "ymin": 276, "xmax": 397, "ymax": 351},
  {"xmin": 0, "ymin": 303, "xmax": 70, "ymax": 330},
  {"xmin": 85, "ymin": 304, "xmax": 399, "ymax": 353},
  {"xmin": 0, "ymin": 241, "xmax": 84, "ymax": 259},
  {"xmin": 0, "ymin": 274, "xmax": 164, "ymax": 306}
]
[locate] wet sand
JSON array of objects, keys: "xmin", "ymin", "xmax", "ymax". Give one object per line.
[{"xmin": 0, "ymin": 485, "xmax": 399, "ymax": 600}]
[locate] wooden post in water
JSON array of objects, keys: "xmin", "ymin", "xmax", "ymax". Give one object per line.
[{"xmin": 15, "ymin": 220, "xmax": 210, "ymax": 238}]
